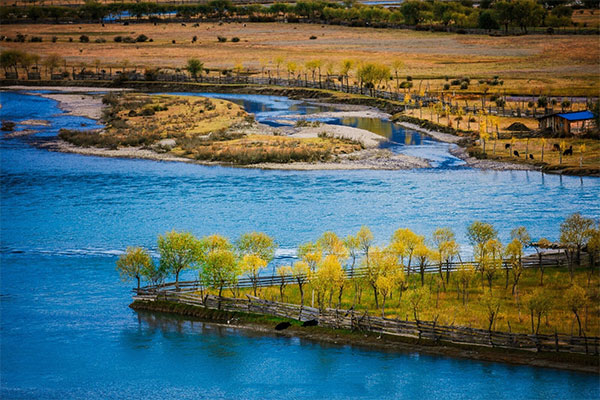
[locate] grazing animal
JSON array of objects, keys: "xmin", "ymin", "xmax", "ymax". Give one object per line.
[
  {"xmin": 302, "ymin": 319, "xmax": 318, "ymax": 327},
  {"xmin": 505, "ymin": 143, "xmax": 511, "ymax": 149},
  {"xmin": 553, "ymin": 143, "xmax": 561, "ymax": 151},
  {"xmin": 513, "ymin": 150, "xmax": 520, "ymax": 157},
  {"xmin": 275, "ymin": 322, "xmax": 291, "ymax": 331},
  {"xmin": 529, "ymin": 154, "xmax": 534, "ymax": 160},
  {"xmin": 563, "ymin": 146, "xmax": 573, "ymax": 156}
]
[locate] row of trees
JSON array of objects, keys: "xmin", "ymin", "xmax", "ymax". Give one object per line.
[
  {"xmin": 0, "ymin": 50, "xmax": 64, "ymax": 77},
  {"xmin": 1, "ymin": 0, "xmax": 595, "ymax": 32},
  {"xmin": 118, "ymin": 214, "xmax": 598, "ymax": 332}
]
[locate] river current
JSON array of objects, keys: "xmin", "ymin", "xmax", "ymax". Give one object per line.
[{"xmin": 1, "ymin": 90, "xmax": 599, "ymax": 399}]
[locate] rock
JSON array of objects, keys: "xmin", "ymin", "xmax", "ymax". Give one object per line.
[
  {"xmin": 1, "ymin": 121, "xmax": 16, "ymax": 131},
  {"xmin": 275, "ymin": 322, "xmax": 291, "ymax": 331},
  {"xmin": 153, "ymin": 138, "xmax": 177, "ymax": 151}
]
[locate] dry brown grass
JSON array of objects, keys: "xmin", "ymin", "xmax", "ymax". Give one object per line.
[
  {"xmin": 572, "ymin": 9, "xmax": 600, "ymax": 28},
  {"xmin": 2, "ymin": 22, "xmax": 599, "ymax": 96}
]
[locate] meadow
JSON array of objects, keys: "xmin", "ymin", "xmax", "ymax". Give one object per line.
[{"xmin": 2, "ymin": 21, "xmax": 599, "ymax": 97}]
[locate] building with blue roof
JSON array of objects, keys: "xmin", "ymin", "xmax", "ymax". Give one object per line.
[{"xmin": 538, "ymin": 110, "xmax": 597, "ymax": 135}]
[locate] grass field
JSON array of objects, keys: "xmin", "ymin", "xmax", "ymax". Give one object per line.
[
  {"xmin": 217, "ymin": 266, "xmax": 600, "ymax": 337},
  {"xmin": 2, "ymin": 22, "xmax": 599, "ymax": 97}
]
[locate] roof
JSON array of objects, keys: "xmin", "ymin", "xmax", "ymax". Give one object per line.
[{"xmin": 556, "ymin": 111, "xmax": 595, "ymax": 121}]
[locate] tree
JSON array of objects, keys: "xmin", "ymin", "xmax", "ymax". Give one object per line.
[
  {"xmin": 512, "ymin": 0, "xmax": 544, "ymax": 34},
  {"xmin": 565, "ymin": 284, "xmax": 587, "ymax": 336},
  {"xmin": 467, "ymin": 221, "xmax": 497, "ymax": 278},
  {"xmin": 344, "ymin": 233, "xmax": 360, "ymax": 275},
  {"xmin": 375, "ymin": 275, "xmax": 394, "ymax": 317},
  {"xmin": 237, "ymin": 231, "xmax": 277, "ymax": 265},
  {"xmin": 524, "ymin": 288, "xmax": 552, "ymax": 334},
  {"xmin": 43, "ymin": 54, "xmax": 64, "ymax": 77},
  {"xmin": 455, "ymin": 263, "xmax": 474, "ymax": 304},
  {"xmin": 339, "ymin": 59, "xmax": 354, "ymax": 92},
  {"xmin": 240, "ymin": 254, "xmax": 267, "ymax": 296},
  {"xmin": 157, "ymin": 230, "xmax": 204, "ymax": 290},
  {"xmin": 316, "ymin": 231, "xmax": 348, "ymax": 260},
  {"xmin": 406, "ymin": 286, "xmax": 431, "ymax": 321},
  {"xmin": 277, "ymin": 265, "xmax": 292, "ymax": 302},
  {"xmin": 413, "ymin": 243, "xmax": 433, "ymax": 286},
  {"xmin": 200, "ymin": 248, "xmax": 239, "ymax": 306},
  {"xmin": 291, "ymin": 261, "xmax": 310, "ymax": 306},
  {"xmin": 0, "ymin": 50, "xmax": 25, "ymax": 76},
  {"xmin": 560, "ymin": 213, "xmax": 595, "ymax": 276},
  {"xmin": 186, "ymin": 58, "xmax": 204, "ymax": 81},
  {"xmin": 493, "ymin": 1, "xmax": 514, "ymax": 33},
  {"xmin": 298, "ymin": 240, "xmax": 323, "ymax": 307},
  {"xmin": 356, "ymin": 226, "xmax": 374, "ymax": 266},
  {"xmin": 532, "ymin": 237, "xmax": 552, "ymax": 285},
  {"xmin": 273, "ymin": 56, "xmax": 284, "ymax": 80},
  {"xmin": 391, "ymin": 228, "xmax": 424, "ymax": 276},
  {"xmin": 480, "ymin": 238, "xmax": 503, "ymax": 291},
  {"xmin": 357, "ymin": 62, "xmax": 390, "ymax": 96},
  {"xmin": 314, "ymin": 254, "xmax": 344, "ymax": 309},
  {"xmin": 478, "ymin": 10, "xmax": 499, "ymax": 31},
  {"xmin": 432, "ymin": 227, "xmax": 459, "ymax": 285},
  {"xmin": 116, "ymin": 246, "xmax": 154, "ymax": 290},
  {"xmin": 480, "ymin": 291, "xmax": 501, "ymax": 333},
  {"xmin": 505, "ymin": 238, "xmax": 524, "ymax": 295}
]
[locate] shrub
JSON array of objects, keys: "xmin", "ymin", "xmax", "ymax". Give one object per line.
[
  {"xmin": 51, "ymin": 36, "xmax": 57, "ymax": 43},
  {"xmin": 79, "ymin": 35, "xmax": 89, "ymax": 43},
  {"xmin": 29, "ymin": 36, "xmax": 42, "ymax": 42},
  {"xmin": 172, "ymin": 39, "xmax": 176, "ymax": 44},
  {"xmin": 95, "ymin": 38, "xmax": 106, "ymax": 43},
  {"xmin": 16, "ymin": 34, "xmax": 26, "ymax": 42},
  {"xmin": 451, "ymin": 79, "xmax": 461, "ymax": 86},
  {"xmin": 231, "ymin": 37, "xmax": 240, "ymax": 42},
  {"xmin": 399, "ymin": 81, "xmax": 413, "ymax": 89},
  {"xmin": 495, "ymin": 99, "xmax": 506, "ymax": 107},
  {"xmin": 406, "ymin": 76, "xmax": 412, "ymax": 81},
  {"xmin": 68, "ymin": 37, "xmax": 73, "ymax": 42},
  {"xmin": 135, "ymin": 34, "xmax": 148, "ymax": 43},
  {"xmin": 217, "ymin": 36, "xmax": 227, "ymax": 42},
  {"xmin": 460, "ymin": 82, "xmax": 468, "ymax": 90},
  {"xmin": 114, "ymin": 36, "xmax": 122, "ymax": 42},
  {"xmin": 309, "ymin": 35, "xmax": 317, "ymax": 40},
  {"xmin": 443, "ymin": 83, "xmax": 450, "ymax": 90},
  {"xmin": 123, "ymin": 36, "xmax": 135, "ymax": 43}
]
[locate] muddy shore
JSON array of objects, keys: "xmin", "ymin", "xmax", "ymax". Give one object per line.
[{"xmin": 131, "ymin": 299, "xmax": 600, "ymax": 375}]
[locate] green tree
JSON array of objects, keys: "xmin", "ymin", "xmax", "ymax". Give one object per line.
[
  {"xmin": 237, "ymin": 231, "xmax": 277, "ymax": 264},
  {"xmin": 560, "ymin": 213, "xmax": 595, "ymax": 277},
  {"xmin": 291, "ymin": 260, "xmax": 310, "ymax": 306},
  {"xmin": 157, "ymin": 230, "xmax": 204, "ymax": 290},
  {"xmin": 186, "ymin": 58, "xmax": 204, "ymax": 81},
  {"xmin": 200, "ymin": 248, "xmax": 239, "ymax": 305},
  {"xmin": 432, "ymin": 227, "xmax": 459, "ymax": 285},
  {"xmin": 0, "ymin": 50, "xmax": 25, "ymax": 76},
  {"xmin": 524, "ymin": 288, "xmax": 552, "ymax": 334},
  {"xmin": 565, "ymin": 284, "xmax": 587, "ymax": 336},
  {"xmin": 116, "ymin": 246, "xmax": 154, "ymax": 290}
]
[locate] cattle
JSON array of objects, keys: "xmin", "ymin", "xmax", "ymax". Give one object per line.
[
  {"xmin": 553, "ymin": 143, "xmax": 561, "ymax": 151},
  {"xmin": 513, "ymin": 150, "xmax": 520, "ymax": 157},
  {"xmin": 529, "ymin": 154, "xmax": 534, "ymax": 160},
  {"xmin": 563, "ymin": 146, "xmax": 573, "ymax": 156},
  {"xmin": 275, "ymin": 322, "xmax": 291, "ymax": 331},
  {"xmin": 505, "ymin": 143, "xmax": 511, "ymax": 149},
  {"xmin": 302, "ymin": 319, "xmax": 318, "ymax": 327}
]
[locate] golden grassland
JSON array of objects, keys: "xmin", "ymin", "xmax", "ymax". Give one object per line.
[
  {"xmin": 572, "ymin": 8, "xmax": 600, "ymax": 28},
  {"xmin": 209, "ymin": 267, "xmax": 600, "ymax": 337},
  {"xmin": 2, "ymin": 22, "xmax": 599, "ymax": 96},
  {"xmin": 58, "ymin": 92, "xmax": 364, "ymax": 164},
  {"xmin": 472, "ymin": 137, "xmax": 600, "ymax": 172}
]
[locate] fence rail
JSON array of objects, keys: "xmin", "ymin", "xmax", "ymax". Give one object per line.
[
  {"xmin": 134, "ymin": 292, "xmax": 599, "ymax": 356},
  {"xmin": 136, "ymin": 252, "xmax": 567, "ymax": 295}
]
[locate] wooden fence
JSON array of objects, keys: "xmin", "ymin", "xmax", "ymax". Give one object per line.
[
  {"xmin": 136, "ymin": 253, "xmax": 567, "ymax": 295},
  {"xmin": 134, "ymin": 291, "xmax": 599, "ymax": 356}
]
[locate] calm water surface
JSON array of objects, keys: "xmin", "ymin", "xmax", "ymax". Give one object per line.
[{"xmin": 1, "ymin": 91, "xmax": 599, "ymax": 399}]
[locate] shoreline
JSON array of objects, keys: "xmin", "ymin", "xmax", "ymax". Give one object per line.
[
  {"xmin": 131, "ymin": 299, "xmax": 600, "ymax": 375},
  {"xmin": 3, "ymin": 84, "xmax": 596, "ymax": 175}
]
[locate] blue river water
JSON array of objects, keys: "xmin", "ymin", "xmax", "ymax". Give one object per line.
[{"xmin": 1, "ymin": 90, "xmax": 599, "ymax": 399}]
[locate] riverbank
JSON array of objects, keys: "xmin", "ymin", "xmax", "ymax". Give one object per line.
[{"xmin": 130, "ymin": 299, "xmax": 599, "ymax": 375}]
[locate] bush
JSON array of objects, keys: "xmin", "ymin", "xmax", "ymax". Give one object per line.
[
  {"xmin": 309, "ymin": 35, "xmax": 317, "ymax": 40},
  {"xmin": 495, "ymin": 98, "xmax": 506, "ymax": 107},
  {"xmin": 217, "ymin": 36, "xmax": 227, "ymax": 42},
  {"xmin": 79, "ymin": 35, "xmax": 89, "ymax": 43},
  {"xmin": 114, "ymin": 36, "xmax": 122, "ymax": 42},
  {"xmin": 460, "ymin": 82, "xmax": 468, "ymax": 90},
  {"xmin": 231, "ymin": 37, "xmax": 240, "ymax": 42},
  {"xmin": 451, "ymin": 79, "xmax": 461, "ymax": 86},
  {"xmin": 399, "ymin": 81, "xmax": 413, "ymax": 89},
  {"xmin": 95, "ymin": 38, "xmax": 106, "ymax": 43},
  {"xmin": 443, "ymin": 83, "xmax": 450, "ymax": 90},
  {"xmin": 69, "ymin": 37, "xmax": 74, "ymax": 42},
  {"xmin": 51, "ymin": 36, "xmax": 57, "ymax": 43},
  {"xmin": 135, "ymin": 34, "xmax": 148, "ymax": 43},
  {"xmin": 406, "ymin": 76, "xmax": 412, "ymax": 81},
  {"xmin": 122, "ymin": 36, "xmax": 135, "ymax": 43},
  {"xmin": 29, "ymin": 36, "xmax": 42, "ymax": 42}
]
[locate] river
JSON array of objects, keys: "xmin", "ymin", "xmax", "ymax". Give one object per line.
[{"xmin": 1, "ymin": 90, "xmax": 599, "ymax": 399}]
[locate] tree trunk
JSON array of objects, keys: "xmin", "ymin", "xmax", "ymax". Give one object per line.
[
  {"xmin": 136, "ymin": 275, "xmax": 140, "ymax": 290},
  {"xmin": 372, "ymin": 284, "xmax": 379, "ymax": 308},
  {"xmin": 298, "ymin": 282, "xmax": 304, "ymax": 306},
  {"xmin": 175, "ymin": 269, "xmax": 180, "ymax": 291},
  {"xmin": 575, "ymin": 311, "xmax": 583, "ymax": 336}
]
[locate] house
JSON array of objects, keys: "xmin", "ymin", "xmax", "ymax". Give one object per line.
[{"xmin": 537, "ymin": 111, "xmax": 596, "ymax": 135}]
